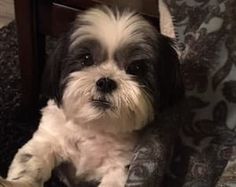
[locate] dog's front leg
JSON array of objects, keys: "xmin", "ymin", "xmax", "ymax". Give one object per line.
[
  {"xmin": 0, "ymin": 134, "xmax": 58, "ymax": 187},
  {"xmin": 99, "ymin": 167, "xmax": 127, "ymax": 187}
]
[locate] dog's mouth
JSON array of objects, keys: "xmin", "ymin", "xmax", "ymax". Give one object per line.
[{"xmin": 91, "ymin": 97, "xmax": 111, "ymax": 109}]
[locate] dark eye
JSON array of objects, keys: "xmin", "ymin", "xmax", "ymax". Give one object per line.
[
  {"xmin": 80, "ymin": 53, "xmax": 94, "ymax": 67},
  {"xmin": 126, "ymin": 60, "xmax": 148, "ymax": 76}
]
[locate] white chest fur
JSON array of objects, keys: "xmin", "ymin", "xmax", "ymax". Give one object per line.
[
  {"xmin": 38, "ymin": 101, "xmax": 138, "ymax": 183},
  {"xmin": 62, "ymin": 129, "xmax": 137, "ymax": 181}
]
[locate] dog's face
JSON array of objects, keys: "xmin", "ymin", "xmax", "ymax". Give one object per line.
[{"xmin": 43, "ymin": 6, "xmax": 184, "ymax": 132}]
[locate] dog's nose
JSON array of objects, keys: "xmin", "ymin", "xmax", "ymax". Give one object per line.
[{"xmin": 96, "ymin": 77, "xmax": 117, "ymax": 93}]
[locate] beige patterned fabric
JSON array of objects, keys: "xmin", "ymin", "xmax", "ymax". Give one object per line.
[{"xmin": 126, "ymin": 0, "xmax": 236, "ymax": 186}]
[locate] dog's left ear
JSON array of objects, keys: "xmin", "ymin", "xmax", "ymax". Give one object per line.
[
  {"xmin": 156, "ymin": 34, "xmax": 185, "ymax": 110},
  {"xmin": 41, "ymin": 35, "xmax": 69, "ymax": 105}
]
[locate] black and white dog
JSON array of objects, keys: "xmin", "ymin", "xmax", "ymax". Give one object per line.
[{"xmin": 0, "ymin": 6, "xmax": 184, "ymax": 187}]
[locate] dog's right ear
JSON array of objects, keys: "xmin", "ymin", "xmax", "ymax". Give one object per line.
[
  {"xmin": 41, "ymin": 35, "xmax": 69, "ymax": 104},
  {"xmin": 156, "ymin": 34, "xmax": 185, "ymax": 110}
]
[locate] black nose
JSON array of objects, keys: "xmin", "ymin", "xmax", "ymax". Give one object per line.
[{"xmin": 96, "ymin": 77, "xmax": 117, "ymax": 93}]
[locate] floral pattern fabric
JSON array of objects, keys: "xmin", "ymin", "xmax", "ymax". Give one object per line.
[{"xmin": 126, "ymin": 0, "xmax": 236, "ymax": 186}]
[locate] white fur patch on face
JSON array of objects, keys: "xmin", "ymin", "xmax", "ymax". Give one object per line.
[
  {"xmin": 70, "ymin": 6, "xmax": 155, "ymax": 56},
  {"xmin": 62, "ymin": 62, "xmax": 154, "ymax": 133}
]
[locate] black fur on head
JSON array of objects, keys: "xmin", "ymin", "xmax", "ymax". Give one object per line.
[{"xmin": 155, "ymin": 35, "xmax": 185, "ymax": 109}]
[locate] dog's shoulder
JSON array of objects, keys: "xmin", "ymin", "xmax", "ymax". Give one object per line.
[{"xmin": 39, "ymin": 100, "xmax": 67, "ymax": 133}]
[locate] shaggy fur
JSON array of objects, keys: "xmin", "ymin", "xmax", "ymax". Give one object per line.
[{"xmin": 0, "ymin": 6, "xmax": 184, "ymax": 187}]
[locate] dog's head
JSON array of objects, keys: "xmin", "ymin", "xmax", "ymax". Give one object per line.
[{"xmin": 43, "ymin": 6, "xmax": 184, "ymax": 132}]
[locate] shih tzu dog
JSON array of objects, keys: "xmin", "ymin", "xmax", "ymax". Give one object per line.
[{"xmin": 0, "ymin": 5, "xmax": 184, "ymax": 187}]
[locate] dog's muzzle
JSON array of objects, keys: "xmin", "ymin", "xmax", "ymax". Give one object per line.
[{"xmin": 91, "ymin": 77, "xmax": 117, "ymax": 109}]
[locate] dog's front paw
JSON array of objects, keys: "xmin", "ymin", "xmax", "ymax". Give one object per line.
[
  {"xmin": 99, "ymin": 181, "xmax": 125, "ymax": 187},
  {"xmin": 0, "ymin": 177, "xmax": 13, "ymax": 187},
  {"xmin": 0, "ymin": 177, "xmax": 33, "ymax": 187}
]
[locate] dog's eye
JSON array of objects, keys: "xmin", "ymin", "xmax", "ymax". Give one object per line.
[
  {"xmin": 127, "ymin": 60, "xmax": 147, "ymax": 76},
  {"xmin": 80, "ymin": 53, "xmax": 94, "ymax": 67}
]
